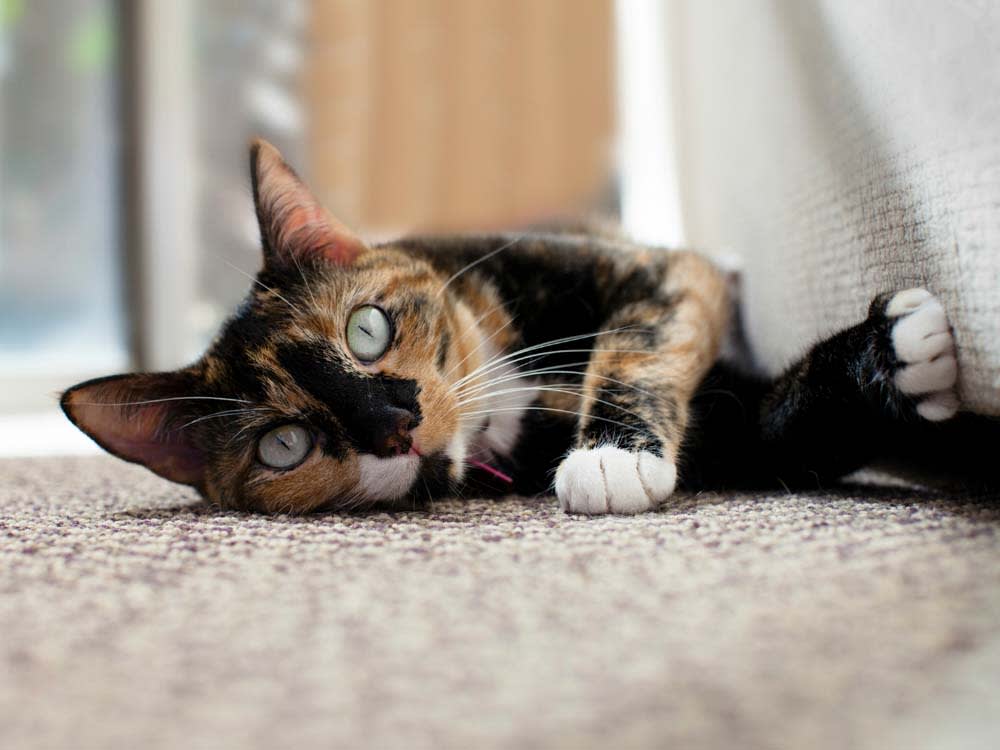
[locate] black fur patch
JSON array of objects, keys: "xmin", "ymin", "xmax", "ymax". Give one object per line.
[
  {"xmin": 580, "ymin": 385, "xmax": 663, "ymax": 455},
  {"xmin": 437, "ymin": 328, "xmax": 450, "ymax": 371},
  {"xmin": 276, "ymin": 341, "xmax": 422, "ymax": 456}
]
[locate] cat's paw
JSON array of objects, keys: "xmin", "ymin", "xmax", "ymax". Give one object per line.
[
  {"xmin": 554, "ymin": 446, "xmax": 676, "ymax": 515},
  {"xmin": 884, "ymin": 288, "xmax": 959, "ymax": 421}
]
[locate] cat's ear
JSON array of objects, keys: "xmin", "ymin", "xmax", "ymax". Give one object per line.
[
  {"xmin": 249, "ymin": 137, "xmax": 365, "ymax": 269},
  {"xmin": 61, "ymin": 372, "xmax": 208, "ymax": 488}
]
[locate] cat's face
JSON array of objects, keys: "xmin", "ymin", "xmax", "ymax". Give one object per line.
[{"xmin": 62, "ymin": 140, "xmax": 492, "ymax": 512}]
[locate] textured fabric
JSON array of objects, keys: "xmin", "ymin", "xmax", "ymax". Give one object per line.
[
  {"xmin": 2, "ymin": 455, "xmax": 999, "ymax": 749},
  {"xmin": 669, "ymin": 0, "xmax": 1000, "ymax": 414}
]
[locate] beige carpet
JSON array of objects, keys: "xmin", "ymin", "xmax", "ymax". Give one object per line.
[{"xmin": 2, "ymin": 456, "xmax": 998, "ymax": 750}]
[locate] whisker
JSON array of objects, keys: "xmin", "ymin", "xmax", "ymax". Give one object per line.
[
  {"xmin": 177, "ymin": 407, "xmax": 274, "ymax": 431},
  {"xmin": 450, "ymin": 329, "xmax": 616, "ymax": 388},
  {"xmin": 458, "ymin": 406, "xmax": 646, "ymax": 436},
  {"xmin": 442, "ymin": 303, "xmax": 518, "ymax": 382},
  {"xmin": 450, "ymin": 325, "xmax": 645, "ymax": 390},
  {"xmin": 221, "ymin": 257, "xmax": 302, "ymax": 316},
  {"xmin": 290, "ymin": 250, "xmax": 322, "ymax": 314},
  {"xmin": 435, "ymin": 234, "xmax": 524, "ymax": 297},
  {"xmin": 457, "ymin": 385, "xmax": 648, "ymax": 423},
  {"xmin": 73, "ymin": 396, "xmax": 255, "ymax": 407},
  {"xmin": 456, "ymin": 365, "xmax": 667, "ymax": 404},
  {"xmin": 450, "ymin": 325, "xmax": 649, "ymax": 384},
  {"xmin": 449, "ymin": 317, "xmax": 519, "ymax": 385},
  {"xmin": 457, "ymin": 384, "xmax": 581, "ymax": 408},
  {"xmin": 419, "ymin": 474, "xmax": 435, "ymax": 513},
  {"xmin": 227, "ymin": 420, "xmax": 271, "ymax": 446},
  {"xmin": 453, "ymin": 348, "xmax": 658, "ymax": 397}
]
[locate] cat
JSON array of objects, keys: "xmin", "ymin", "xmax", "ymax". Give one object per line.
[{"xmin": 61, "ymin": 139, "xmax": 987, "ymax": 514}]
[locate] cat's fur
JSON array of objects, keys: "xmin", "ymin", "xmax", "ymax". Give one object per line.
[{"xmin": 62, "ymin": 140, "xmax": 992, "ymax": 514}]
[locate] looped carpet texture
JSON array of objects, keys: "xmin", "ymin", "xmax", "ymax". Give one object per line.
[{"xmin": 1, "ymin": 456, "xmax": 998, "ymax": 749}]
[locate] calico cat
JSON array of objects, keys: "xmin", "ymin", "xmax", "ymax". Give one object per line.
[{"xmin": 62, "ymin": 139, "xmax": 979, "ymax": 514}]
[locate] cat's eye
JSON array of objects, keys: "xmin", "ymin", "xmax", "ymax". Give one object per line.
[
  {"xmin": 347, "ymin": 305, "xmax": 392, "ymax": 362},
  {"xmin": 257, "ymin": 424, "xmax": 313, "ymax": 469}
]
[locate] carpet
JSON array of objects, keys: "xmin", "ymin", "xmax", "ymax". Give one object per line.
[{"xmin": 2, "ymin": 456, "xmax": 998, "ymax": 749}]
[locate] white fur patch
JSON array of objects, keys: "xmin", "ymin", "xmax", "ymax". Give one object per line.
[
  {"xmin": 444, "ymin": 430, "xmax": 469, "ymax": 483},
  {"xmin": 914, "ymin": 391, "xmax": 961, "ymax": 422},
  {"xmin": 357, "ymin": 454, "xmax": 420, "ymax": 501},
  {"xmin": 885, "ymin": 287, "xmax": 934, "ymax": 318},
  {"xmin": 888, "ymin": 288, "xmax": 959, "ymax": 421},
  {"xmin": 554, "ymin": 446, "xmax": 676, "ymax": 515},
  {"xmin": 477, "ymin": 375, "xmax": 537, "ymax": 458}
]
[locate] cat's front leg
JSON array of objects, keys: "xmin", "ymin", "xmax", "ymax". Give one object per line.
[{"xmin": 555, "ymin": 252, "xmax": 730, "ymax": 514}]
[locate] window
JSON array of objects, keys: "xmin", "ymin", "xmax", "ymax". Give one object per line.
[{"xmin": 0, "ymin": 0, "xmax": 126, "ymax": 412}]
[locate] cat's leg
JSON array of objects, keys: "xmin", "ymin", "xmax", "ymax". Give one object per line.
[
  {"xmin": 555, "ymin": 252, "xmax": 731, "ymax": 514},
  {"xmin": 682, "ymin": 288, "xmax": 960, "ymax": 489}
]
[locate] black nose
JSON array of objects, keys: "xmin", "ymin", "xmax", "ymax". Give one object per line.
[{"xmin": 372, "ymin": 407, "xmax": 416, "ymax": 457}]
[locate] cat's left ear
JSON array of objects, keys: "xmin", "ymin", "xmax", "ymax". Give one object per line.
[
  {"xmin": 61, "ymin": 371, "xmax": 208, "ymax": 488},
  {"xmin": 249, "ymin": 138, "xmax": 366, "ymax": 269}
]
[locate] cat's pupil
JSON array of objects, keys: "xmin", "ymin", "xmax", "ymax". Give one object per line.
[{"xmin": 257, "ymin": 425, "xmax": 312, "ymax": 469}]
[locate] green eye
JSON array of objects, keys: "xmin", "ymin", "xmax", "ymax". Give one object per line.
[
  {"xmin": 347, "ymin": 305, "xmax": 392, "ymax": 362},
  {"xmin": 257, "ymin": 424, "xmax": 312, "ymax": 469}
]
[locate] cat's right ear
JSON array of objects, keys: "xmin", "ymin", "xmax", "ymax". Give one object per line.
[
  {"xmin": 249, "ymin": 137, "xmax": 366, "ymax": 270},
  {"xmin": 61, "ymin": 372, "xmax": 208, "ymax": 488}
]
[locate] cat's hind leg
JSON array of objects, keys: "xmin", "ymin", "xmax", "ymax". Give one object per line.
[{"xmin": 682, "ymin": 288, "xmax": 961, "ymax": 490}]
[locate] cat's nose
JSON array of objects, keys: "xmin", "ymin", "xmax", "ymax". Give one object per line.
[{"xmin": 373, "ymin": 407, "xmax": 416, "ymax": 457}]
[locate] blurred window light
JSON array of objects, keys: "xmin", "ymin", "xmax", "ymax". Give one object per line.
[
  {"xmin": 188, "ymin": 1, "xmax": 307, "ymax": 361},
  {"xmin": 615, "ymin": 0, "xmax": 685, "ymax": 247},
  {"xmin": 0, "ymin": 0, "xmax": 127, "ymax": 408}
]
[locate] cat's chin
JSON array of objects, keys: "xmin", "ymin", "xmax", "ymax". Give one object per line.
[{"xmin": 356, "ymin": 453, "xmax": 422, "ymax": 502}]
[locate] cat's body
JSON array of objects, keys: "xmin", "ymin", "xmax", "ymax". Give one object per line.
[{"xmin": 62, "ymin": 140, "xmax": 991, "ymax": 514}]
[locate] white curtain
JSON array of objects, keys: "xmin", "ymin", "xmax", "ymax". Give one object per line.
[{"xmin": 668, "ymin": 0, "xmax": 1000, "ymax": 415}]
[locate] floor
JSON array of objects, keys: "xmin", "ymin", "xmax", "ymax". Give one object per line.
[
  {"xmin": 2, "ymin": 456, "xmax": 998, "ymax": 749},
  {"xmin": 0, "ymin": 409, "xmax": 101, "ymax": 457}
]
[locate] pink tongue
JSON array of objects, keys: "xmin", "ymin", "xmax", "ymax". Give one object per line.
[{"xmin": 469, "ymin": 459, "xmax": 513, "ymax": 484}]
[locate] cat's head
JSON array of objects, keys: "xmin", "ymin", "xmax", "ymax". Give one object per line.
[{"xmin": 62, "ymin": 139, "xmax": 492, "ymax": 512}]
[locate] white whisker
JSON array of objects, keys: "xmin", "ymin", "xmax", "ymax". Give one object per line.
[
  {"xmin": 453, "ymin": 347, "xmax": 657, "ymax": 397},
  {"xmin": 457, "ymin": 385, "xmax": 648, "ymax": 423},
  {"xmin": 290, "ymin": 250, "xmax": 322, "ymax": 314},
  {"xmin": 442, "ymin": 298, "xmax": 516, "ymax": 380},
  {"xmin": 74, "ymin": 396, "xmax": 255, "ymax": 407},
  {"xmin": 445, "ymin": 313, "xmax": 518, "ymax": 384},
  {"xmin": 456, "ymin": 365, "xmax": 666, "ymax": 405},
  {"xmin": 222, "ymin": 257, "xmax": 302, "ymax": 315},
  {"xmin": 177, "ymin": 407, "xmax": 274, "ymax": 431},
  {"xmin": 436, "ymin": 235, "xmax": 524, "ymax": 298},
  {"xmin": 450, "ymin": 325, "xmax": 644, "ymax": 390},
  {"xmin": 458, "ymin": 406, "xmax": 644, "ymax": 435}
]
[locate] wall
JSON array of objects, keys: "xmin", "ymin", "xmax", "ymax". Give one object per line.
[{"xmin": 306, "ymin": 0, "xmax": 614, "ymax": 234}]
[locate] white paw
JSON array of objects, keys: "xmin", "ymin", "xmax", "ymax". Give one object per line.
[
  {"xmin": 887, "ymin": 288, "xmax": 959, "ymax": 421},
  {"xmin": 554, "ymin": 446, "xmax": 676, "ymax": 515}
]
